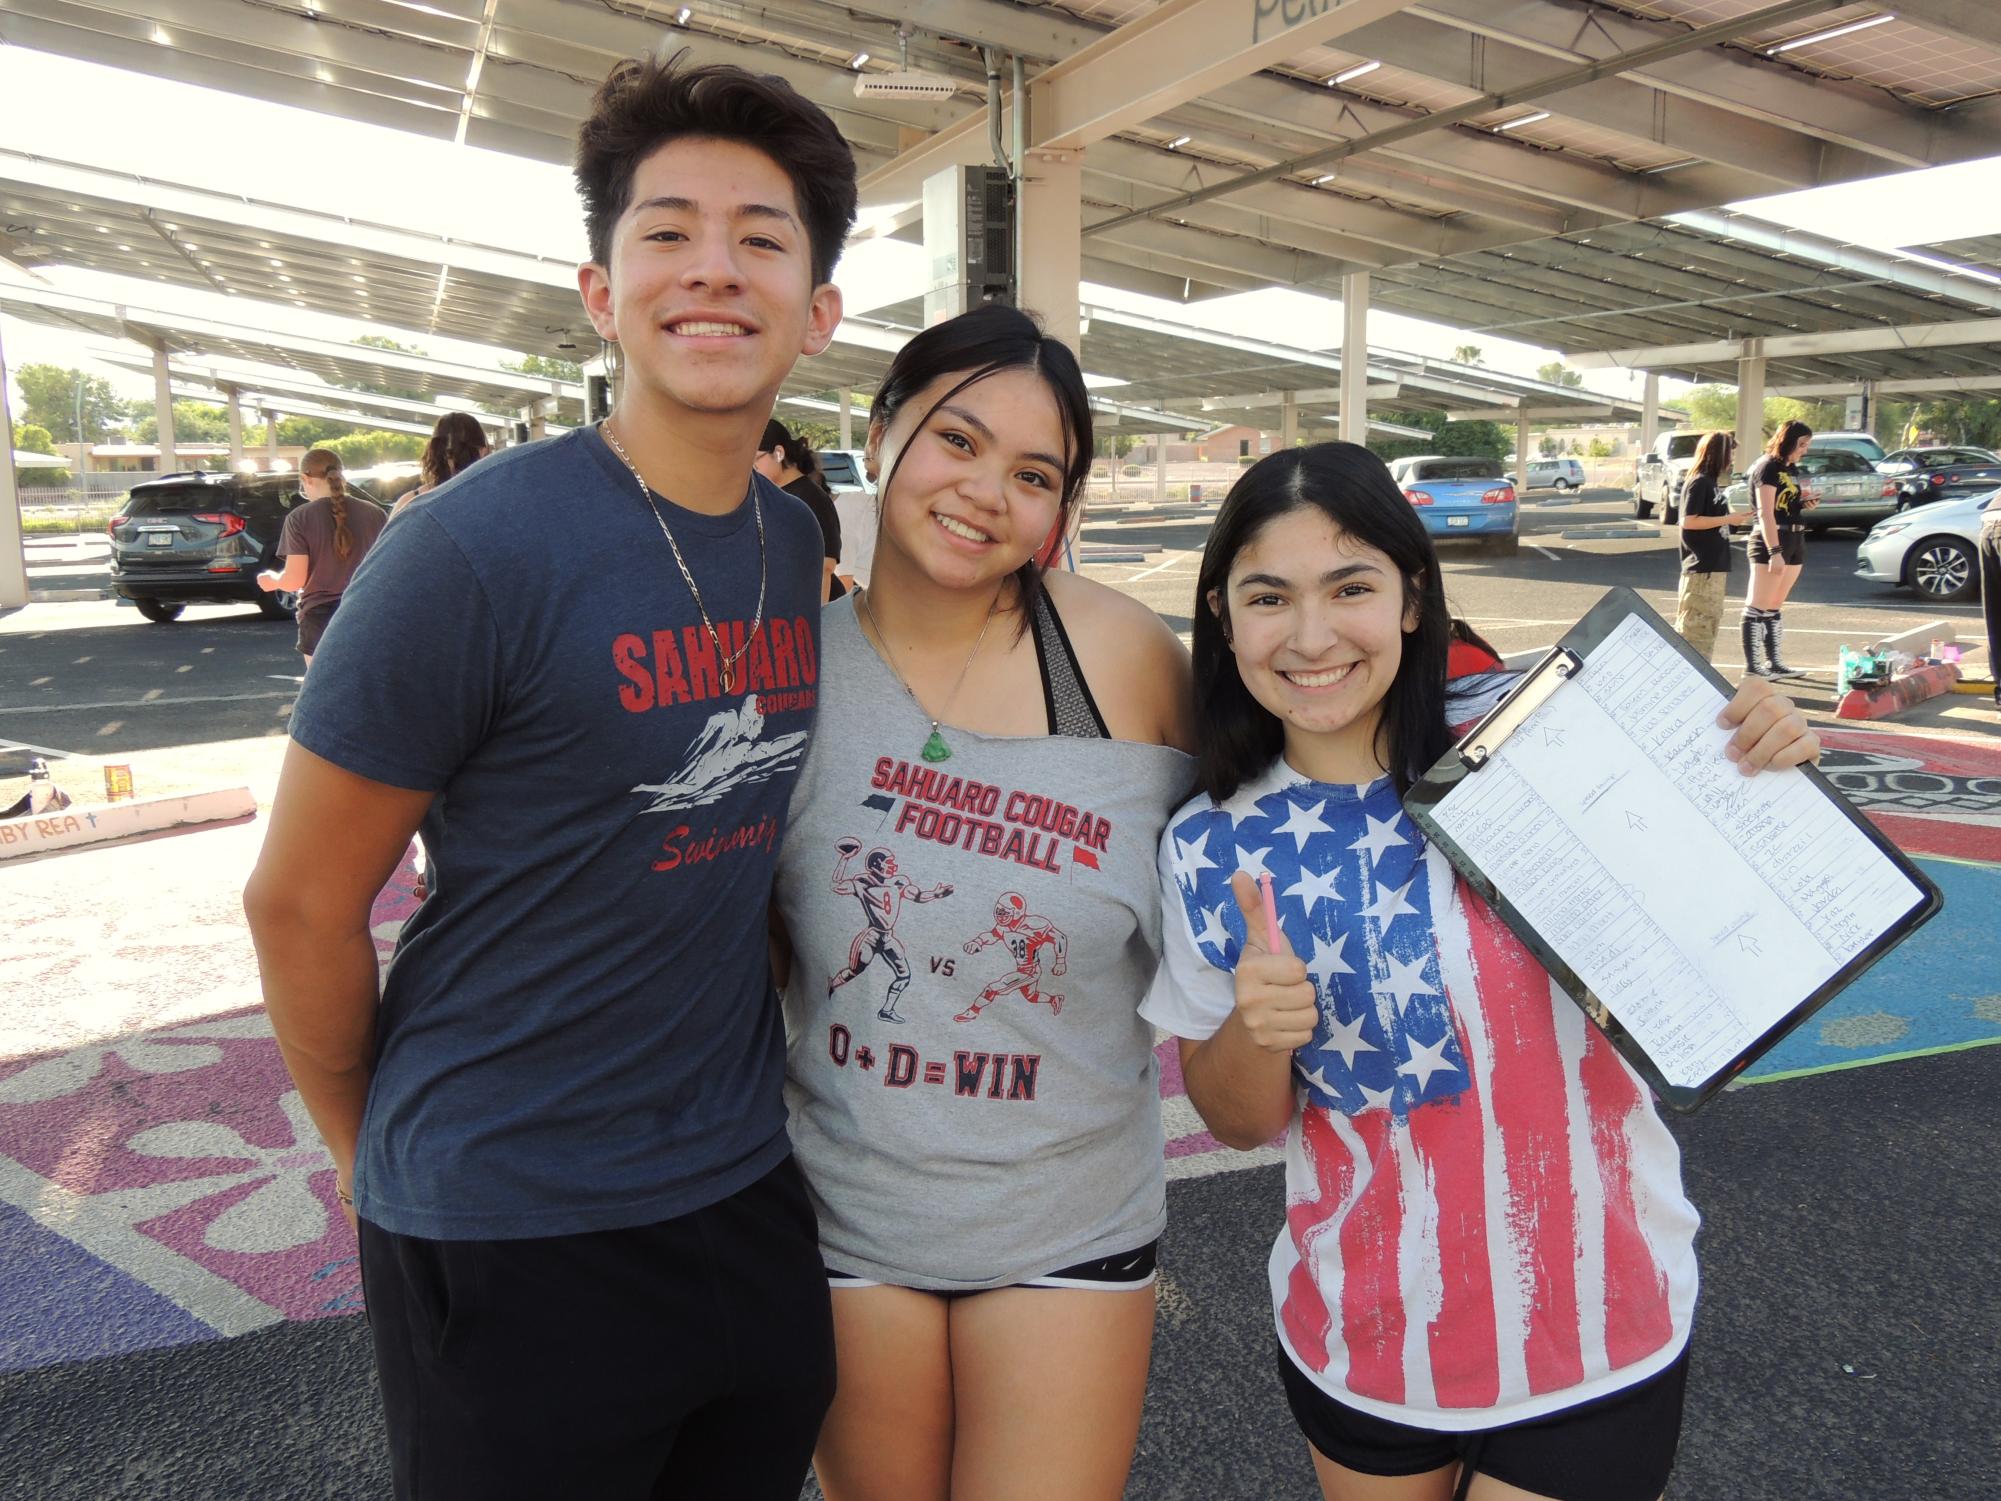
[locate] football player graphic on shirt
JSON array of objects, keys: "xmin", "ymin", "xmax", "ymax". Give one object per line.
[
  {"xmin": 828, "ymin": 838, "xmax": 953, "ymax": 1024},
  {"xmin": 956, "ymin": 893, "xmax": 1069, "ymax": 1024}
]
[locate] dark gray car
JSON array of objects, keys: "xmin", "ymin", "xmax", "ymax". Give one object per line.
[{"xmin": 107, "ymin": 471, "xmax": 375, "ymax": 625}]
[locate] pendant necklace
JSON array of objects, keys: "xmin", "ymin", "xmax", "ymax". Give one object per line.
[
  {"xmin": 601, "ymin": 419, "xmax": 765, "ymax": 695},
  {"xmin": 856, "ymin": 584, "xmax": 999, "ymax": 763}
]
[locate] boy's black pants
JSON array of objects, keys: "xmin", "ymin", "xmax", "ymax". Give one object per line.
[{"xmin": 358, "ymin": 1155, "xmax": 835, "ymax": 1500}]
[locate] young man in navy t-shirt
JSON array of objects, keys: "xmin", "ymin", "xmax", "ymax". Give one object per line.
[{"xmin": 243, "ymin": 56, "xmax": 855, "ymax": 1500}]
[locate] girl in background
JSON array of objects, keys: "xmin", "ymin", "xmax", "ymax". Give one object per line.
[
  {"xmin": 755, "ymin": 417, "xmax": 844, "ymax": 601},
  {"xmin": 257, "ymin": 447, "xmax": 387, "ymax": 669},
  {"xmin": 1674, "ymin": 431, "xmax": 1749, "ymax": 663},
  {"xmin": 1145, "ymin": 442, "xmax": 1816, "ymax": 1501},
  {"xmin": 393, "ymin": 411, "xmax": 490, "ymax": 516},
  {"xmin": 1741, "ymin": 420, "xmax": 1814, "ymax": 678}
]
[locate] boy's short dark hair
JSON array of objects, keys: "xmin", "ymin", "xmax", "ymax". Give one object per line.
[{"xmin": 575, "ymin": 53, "xmax": 859, "ymax": 287}]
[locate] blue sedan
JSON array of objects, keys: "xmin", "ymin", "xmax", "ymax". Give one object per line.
[{"xmin": 1387, "ymin": 455, "xmax": 1520, "ymax": 555}]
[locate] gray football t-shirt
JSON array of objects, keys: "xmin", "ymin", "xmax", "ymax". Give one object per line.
[{"xmin": 776, "ymin": 598, "xmax": 1194, "ymax": 1290}]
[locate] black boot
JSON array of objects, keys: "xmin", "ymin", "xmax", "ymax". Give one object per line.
[
  {"xmin": 1764, "ymin": 612, "xmax": 1803, "ymax": 678},
  {"xmin": 1740, "ymin": 610, "xmax": 1772, "ymax": 678}
]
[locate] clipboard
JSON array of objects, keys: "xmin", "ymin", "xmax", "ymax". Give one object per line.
[{"xmin": 1405, "ymin": 587, "xmax": 1942, "ymax": 1112}]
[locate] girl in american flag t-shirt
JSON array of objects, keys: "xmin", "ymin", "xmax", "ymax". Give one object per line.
[{"xmin": 1141, "ymin": 444, "xmax": 1821, "ymax": 1501}]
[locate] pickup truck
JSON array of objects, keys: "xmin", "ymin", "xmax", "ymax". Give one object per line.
[{"xmin": 1632, "ymin": 431, "xmax": 1702, "ymax": 519}]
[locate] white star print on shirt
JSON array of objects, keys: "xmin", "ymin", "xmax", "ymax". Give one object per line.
[
  {"xmin": 1274, "ymin": 798, "xmax": 1333, "ymax": 852},
  {"xmin": 1350, "ymin": 813, "xmax": 1408, "ymax": 861},
  {"xmin": 1173, "ymin": 828, "xmax": 1218, "ymax": 885},
  {"xmin": 1356, "ymin": 1082, "xmax": 1398, "ymax": 1112},
  {"xmin": 1298, "ymin": 1062, "xmax": 1341, "ymax": 1098},
  {"xmin": 1317, "ymin": 1010, "xmax": 1378, "ymax": 1068},
  {"xmin": 1236, "ymin": 845, "xmax": 1275, "ymax": 881},
  {"xmin": 1283, "ymin": 863, "xmax": 1343, "ymax": 913},
  {"xmin": 1374, "ymin": 952, "xmax": 1438, "ymax": 1013},
  {"xmin": 1192, "ymin": 904, "xmax": 1233, "ymax": 957},
  {"xmin": 1362, "ymin": 875, "xmax": 1419, "ymax": 927},
  {"xmin": 1398, "ymin": 1033, "xmax": 1461, "ymax": 1090},
  {"xmin": 1303, "ymin": 931, "xmax": 1355, "ymax": 988}
]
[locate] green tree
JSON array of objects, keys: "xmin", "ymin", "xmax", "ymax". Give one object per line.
[
  {"xmin": 320, "ymin": 429, "xmax": 425, "ymax": 470},
  {"xmin": 1366, "ymin": 410, "xmax": 1510, "ymax": 464},
  {"xmin": 11, "ymin": 421, "xmax": 68, "ymax": 486},
  {"xmin": 503, "ymin": 353, "xmax": 586, "ymax": 383},
  {"xmin": 1536, "ymin": 361, "xmax": 1584, "ymax": 388},
  {"xmin": 1586, "ymin": 436, "xmax": 1614, "ymax": 459},
  {"xmin": 14, "ymin": 364, "xmax": 127, "ymax": 443},
  {"xmin": 126, "ymin": 400, "xmax": 235, "ymax": 446},
  {"xmin": 1450, "ymin": 345, "xmax": 1484, "ymax": 367}
]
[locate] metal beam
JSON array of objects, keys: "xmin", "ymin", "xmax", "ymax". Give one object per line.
[
  {"xmin": 1571, "ymin": 317, "xmax": 2001, "ymax": 369},
  {"xmin": 1028, "ymin": 0, "xmax": 1415, "ymax": 150},
  {"xmin": 1357, "ymin": 13, "xmax": 1885, "ymax": 190},
  {"xmin": 1407, "ymin": 0, "xmax": 2001, "ymax": 169},
  {"xmin": 1083, "ymin": 0, "xmax": 1848, "ymax": 236},
  {"xmin": 1891, "ymin": 0, "xmax": 2001, "ymax": 49},
  {"xmin": 1667, "ymin": 210, "xmax": 2001, "ymax": 315}
]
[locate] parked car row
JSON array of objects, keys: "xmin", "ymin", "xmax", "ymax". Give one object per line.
[{"xmin": 1854, "ymin": 490, "xmax": 1993, "ymax": 603}]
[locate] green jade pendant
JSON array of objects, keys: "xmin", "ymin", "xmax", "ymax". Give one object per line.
[{"xmin": 920, "ymin": 725, "xmax": 953, "ymax": 762}]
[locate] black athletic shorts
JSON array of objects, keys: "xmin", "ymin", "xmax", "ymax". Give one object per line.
[
  {"xmin": 1277, "ymin": 1344, "xmax": 1689, "ymax": 1501},
  {"xmin": 1747, "ymin": 528, "xmax": 1805, "ymax": 566},
  {"xmin": 357, "ymin": 1155, "xmax": 835, "ymax": 1501},
  {"xmin": 295, "ymin": 600, "xmax": 338, "ymax": 657},
  {"xmin": 825, "ymin": 1238, "xmax": 1158, "ymax": 1296}
]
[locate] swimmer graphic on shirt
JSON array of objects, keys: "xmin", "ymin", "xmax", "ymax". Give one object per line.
[
  {"xmin": 957, "ymin": 893, "xmax": 1068, "ymax": 1023},
  {"xmin": 828, "ymin": 838, "xmax": 953, "ymax": 1024}
]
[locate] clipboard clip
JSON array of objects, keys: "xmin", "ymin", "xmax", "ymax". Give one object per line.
[{"xmin": 1457, "ymin": 646, "xmax": 1584, "ymax": 772}]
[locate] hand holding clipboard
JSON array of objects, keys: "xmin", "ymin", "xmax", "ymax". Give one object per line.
[{"xmin": 1405, "ymin": 589, "xmax": 1941, "ymax": 1111}]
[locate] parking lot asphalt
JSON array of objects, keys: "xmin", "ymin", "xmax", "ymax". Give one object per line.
[{"xmin": 2, "ymin": 498, "xmax": 1996, "ymax": 1499}]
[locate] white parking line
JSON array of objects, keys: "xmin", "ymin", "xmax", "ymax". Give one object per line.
[
  {"xmin": 0, "ymin": 736, "xmax": 85, "ymax": 760},
  {"xmin": 1531, "ymin": 545, "xmax": 1560, "ymax": 561},
  {"xmin": 0, "ymin": 690, "xmax": 295, "ymax": 715},
  {"xmin": 1127, "ymin": 548, "xmax": 1197, "ymax": 583}
]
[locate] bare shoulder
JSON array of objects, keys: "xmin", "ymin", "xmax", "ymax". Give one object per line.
[{"xmin": 1042, "ymin": 569, "xmax": 1195, "ymax": 751}]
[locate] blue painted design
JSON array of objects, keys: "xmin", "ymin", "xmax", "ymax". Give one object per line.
[
  {"xmin": 0, "ymin": 1201, "xmax": 212, "ymax": 1372},
  {"xmin": 1747, "ymin": 857, "xmax": 2001, "ymax": 1077}
]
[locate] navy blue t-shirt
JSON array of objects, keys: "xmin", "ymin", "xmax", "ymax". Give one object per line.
[{"xmin": 291, "ymin": 426, "xmax": 824, "ymax": 1239}]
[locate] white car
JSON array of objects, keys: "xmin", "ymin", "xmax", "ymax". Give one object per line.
[{"xmin": 1853, "ymin": 490, "xmax": 1993, "ymax": 604}]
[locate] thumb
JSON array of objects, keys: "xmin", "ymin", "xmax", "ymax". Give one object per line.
[{"xmin": 1229, "ymin": 870, "xmax": 1290, "ymax": 956}]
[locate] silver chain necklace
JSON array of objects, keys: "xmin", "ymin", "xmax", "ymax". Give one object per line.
[
  {"xmin": 601, "ymin": 418, "xmax": 765, "ymax": 696},
  {"xmin": 855, "ymin": 584, "xmax": 1000, "ymax": 764}
]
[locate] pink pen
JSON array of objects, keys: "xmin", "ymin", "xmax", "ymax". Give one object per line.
[{"xmin": 1258, "ymin": 871, "xmax": 1282, "ymax": 951}]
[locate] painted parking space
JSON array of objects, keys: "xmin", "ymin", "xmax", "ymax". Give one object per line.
[{"xmin": 0, "ymin": 723, "xmax": 1991, "ymax": 1372}]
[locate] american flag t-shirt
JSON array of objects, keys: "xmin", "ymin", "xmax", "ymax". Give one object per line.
[{"xmin": 1141, "ymin": 761, "xmax": 1700, "ymax": 1430}]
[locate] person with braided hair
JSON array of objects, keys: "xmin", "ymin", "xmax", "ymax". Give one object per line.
[
  {"xmin": 258, "ymin": 447, "xmax": 387, "ymax": 666},
  {"xmin": 393, "ymin": 411, "xmax": 492, "ymax": 516}
]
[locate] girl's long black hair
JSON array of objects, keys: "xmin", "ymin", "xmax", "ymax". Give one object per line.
[
  {"xmin": 867, "ymin": 302, "xmax": 1093, "ymax": 636},
  {"xmin": 1192, "ymin": 442, "xmax": 1452, "ymax": 802}
]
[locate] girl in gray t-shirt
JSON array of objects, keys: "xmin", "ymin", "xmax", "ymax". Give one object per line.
[{"xmin": 773, "ymin": 306, "xmax": 1194, "ymax": 1501}]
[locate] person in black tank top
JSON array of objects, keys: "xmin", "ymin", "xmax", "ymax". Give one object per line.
[
  {"xmin": 778, "ymin": 305, "xmax": 1195, "ymax": 1501},
  {"xmin": 1740, "ymin": 420, "xmax": 1814, "ymax": 678}
]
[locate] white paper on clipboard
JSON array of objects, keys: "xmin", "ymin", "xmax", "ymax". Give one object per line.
[{"xmin": 1427, "ymin": 612, "xmax": 1926, "ymax": 1088}]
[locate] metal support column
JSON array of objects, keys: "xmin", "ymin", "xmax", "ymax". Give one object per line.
[
  {"xmin": 1017, "ymin": 149, "xmax": 1082, "ymax": 353},
  {"xmin": 1516, "ymin": 402, "xmax": 1532, "ymax": 498},
  {"xmin": 1640, "ymin": 372, "xmax": 1660, "ymax": 450},
  {"xmin": 839, "ymin": 390, "xmax": 853, "ymax": 450},
  {"xmin": 224, "ymin": 387, "xmax": 245, "ymax": 472},
  {"xmin": 1340, "ymin": 272, "xmax": 1369, "ymax": 444},
  {"xmin": 151, "ymin": 345, "xmax": 178, "ymax": 474},
  {"xmin": 0, "ymin": 322, "xmax": 29, "ymax": 611},
  {"xmin": 1280, "ymin": 391, "xmax": 1298, "ymax": 451},
  {"xmin": 265, "ymin": 410, "xmax": 279, "ymax": 469},
  {"xmin": 1735, "ymin": 341, "xmax": 1767, "ymax": 465},
  {"xmin": 1154, "ymin": 433, "xmax": 1166, "ymax": 503}
]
